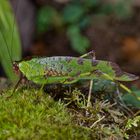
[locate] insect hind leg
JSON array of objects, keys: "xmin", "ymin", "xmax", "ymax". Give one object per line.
[
  {"xmin": 80, "ymin": 50, "xmax": 96, "ymax": 60},
  {"xmin": 80, "ymin": 50, "xmax": 96, "ymax": 111}
]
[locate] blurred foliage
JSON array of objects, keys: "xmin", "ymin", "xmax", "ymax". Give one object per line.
[
  {"xmin": 93, "ymin": 79, "xmax": 116, "ymax": 94},
  {"xmin": 0, "ymin": 0, "xmax": 21, "ymax": 81},
  {"xmin": 37, "ymin": 0, "xmax": 133, "ymax": 54},
  {"xmin": 92, "ymin": 79, "xmax": 140, "ymax": 109},
  {"xmin": 122, "ymin": 87, "xmax": 140, "ymax": 108},
  {"xmin": 92, "ymin": 79, "xmax": 117, "ymax": 101},
  {"xmin": 37, "ymin": 6, "xmax": 62, "ymax": 33},
  {"xmin": 67, "ymin": 25, "xmax": 90, "ymax": 53}
]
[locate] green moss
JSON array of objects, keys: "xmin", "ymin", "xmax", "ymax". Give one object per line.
[
  {"xmin": 0, "ymin": 89, "xmax": 92, "ymax": 140},
  {"xmin": 0, "ymin": 88, "xmax": 139, "ymax": 140}
]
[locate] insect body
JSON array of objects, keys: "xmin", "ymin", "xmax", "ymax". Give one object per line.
[{"xmin": 13, "ymin": 56, "xmax": 139, "ymax": 85}]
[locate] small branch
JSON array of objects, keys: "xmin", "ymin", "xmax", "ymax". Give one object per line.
[
  {"xmin": 90, "ymin": 116, "xmax": 105, "ymax": 129},
  {"xmin": 87, "ymin": 80, "xmax": 93, "ymax": 108}
]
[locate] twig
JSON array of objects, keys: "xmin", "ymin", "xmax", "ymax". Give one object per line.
[
  {"xmin": 90, "ymin": 116, "xmax": 105, "ymax": 128},
  {"xmin": 87, "ymin": 80, "xmax": 93, "ymax": 108}
]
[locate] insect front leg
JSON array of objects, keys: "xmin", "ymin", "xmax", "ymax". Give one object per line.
[
  {"xmin": 6, "ymin": 74, "xmax": 23, "ymax": 99},
  {"xmin": 13, "ymin": 74, "xmax": 23, "ymax": 93}
]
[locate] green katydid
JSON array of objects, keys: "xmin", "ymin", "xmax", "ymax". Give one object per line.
[
  {"xmin": 12, "ymin": 50, "xmax": 138, "ymax": 88},
  {"xmin": 12, "ymin": 50, "xmax": 139, "ymax": 106}
]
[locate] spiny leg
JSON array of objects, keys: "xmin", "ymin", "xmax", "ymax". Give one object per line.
[{"xmin": 13, "ymin": 75, "xmax": 23, "ymax": 93}]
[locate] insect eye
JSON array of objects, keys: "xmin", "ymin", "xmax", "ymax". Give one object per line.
[{"xmin": 13, "ymin": 62, "xmax": 19, "ymax": 74}]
